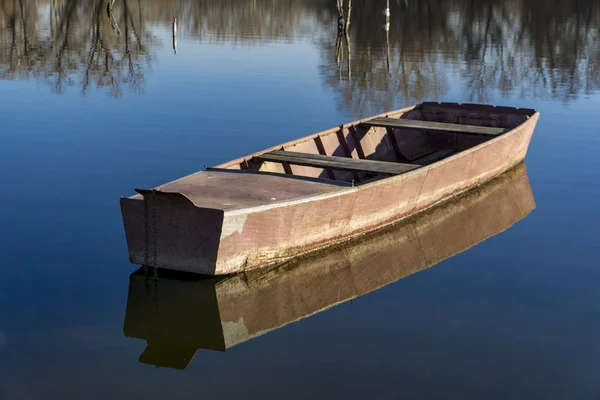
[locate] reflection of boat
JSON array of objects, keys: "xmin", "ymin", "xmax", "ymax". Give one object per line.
[
  {"xmin": 121, "ymin": 102, "xmax": 539, "ymax": 275},
  {"xmin": 123, "ymin": 164, "xmax": 535, "ymax": 369}
]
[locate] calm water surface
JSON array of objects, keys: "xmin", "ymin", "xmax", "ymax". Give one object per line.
[{"xmin": 1, "ymin": 1, "xmax": 600, "ymax": 399}]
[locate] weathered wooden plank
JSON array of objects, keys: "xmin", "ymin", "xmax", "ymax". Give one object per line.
[
  {"xmin": 257, "ymin": 150, "xmax": 420, "ymax": 175},
  {"xmin": 269, "ymin": 151, "xmax": 418, "ymax": 171},
  {"xmin": 412, "ymin": 149, "xmax": 457, "ymax": 165},
  {"xmin": 362, "ymin": 117, "xmax": 506, "ymax": 135}
]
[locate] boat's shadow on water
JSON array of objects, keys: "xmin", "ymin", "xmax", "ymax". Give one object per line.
[{"xmin": 122, "ymin": 164, "xmax": 535, "ymax": 370}]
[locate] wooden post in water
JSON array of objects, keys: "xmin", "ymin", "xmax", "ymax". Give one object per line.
[
  {"xmin": 336, "ymin": 0, "xmax": 345, "ymax": 32},
  {"xmin": 385, "ymin": 0, "xmax": 390, "ymax": 75},
  {"xmin": 173, "ymin": 18, "xmax": 177, "ymax": 55},
  {"xmin": 335, "ymin": 0, "xmax": 352, "ymax": 80},
  {"xmin": 345, "ymin": 0, "xmax": 352, "ymax": 80},
  {"xmin": 384, "ymin": 0, "xmax": 390, "ymax": 31},
  {"xmin": 345, "ymin": 0, "xmax": 352, "ymax": 33}
]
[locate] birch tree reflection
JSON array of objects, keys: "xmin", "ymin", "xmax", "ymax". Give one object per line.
[
  {"xmin": 455, "ymin": 0, "xmax": 600, "ymax": 102},
  {"xmin": 319, "ymin": 0, "xmax": 600, "ymax": 114},
  {"xmin": 0, "ymin": 0, "xmax": 151, "ymax": 97},
  {"xmin": 319, "ymin": 0, "xmax": 456, "ymax": 116}
]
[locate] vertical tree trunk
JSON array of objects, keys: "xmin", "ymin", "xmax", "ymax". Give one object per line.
[{"xmin": 345, "ymin": 0, "xmax": 352, "ymax": 33}]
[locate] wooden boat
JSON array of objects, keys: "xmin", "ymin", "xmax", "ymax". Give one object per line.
[
  {"xmin": 120, "ymin": 102, "xmax": 539, "ymax": 275},
  {"xmin": 123, "ymin": 164, "xmax": 535, "ymax": 369}
]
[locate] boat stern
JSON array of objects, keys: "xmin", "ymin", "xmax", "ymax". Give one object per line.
[{"xmin": 120, "ymin": 190, "xmax": 225, "ymax": 275}]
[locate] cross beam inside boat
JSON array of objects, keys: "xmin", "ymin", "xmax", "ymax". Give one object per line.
[
  {"xmin": 362, "ymin": 117, "xmax": 507, "ymax": 135},
  {"xmin": 256, "ymin": 150, "xmax": 420, "ymax": 176}
]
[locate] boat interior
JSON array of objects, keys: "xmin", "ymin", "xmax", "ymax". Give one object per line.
[{"xmin": 216, "ymin": 102, "xmax": 536, "ymax": 185}]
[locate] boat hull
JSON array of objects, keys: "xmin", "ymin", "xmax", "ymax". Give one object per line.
[{"xmin": 121, "ymin": 105, "xmax": 538, "ymax": 275}]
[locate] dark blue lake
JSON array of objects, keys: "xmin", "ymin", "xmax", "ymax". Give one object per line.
[{"xmin": 1, "ymin": 1, "xmax": 600, "ymax": 398}]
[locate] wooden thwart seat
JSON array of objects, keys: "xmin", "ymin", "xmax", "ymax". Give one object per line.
[
  {"xmin": 256, "ymin": 150, "xmax": 420, "ymax": 176},
  {"xmin": 362, "ymin": 117, "xmax": 506, "ymax": 136}
]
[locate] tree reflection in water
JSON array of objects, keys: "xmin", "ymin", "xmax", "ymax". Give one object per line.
[
  {"xmin": 0, "ymin": 0, "xmax": 150, "ymax": 97},
  {"xmin": 0, "ymin": 0, "xmax": 598, "ymax": 108},
  {"xmin": 320, "ymin": 0, "xmax": 600, "ymax": 115}
]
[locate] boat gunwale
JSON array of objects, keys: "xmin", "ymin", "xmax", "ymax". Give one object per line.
[
  {"xmin": 127, "ymin": 103, "xmax": 538, "ymax": 215},
  {"xmin": 176, "ymin": 108, "xmax": 539, "ymax": 215},
  {"xmin": 222, "ymin": 113, "xmax": 538, "ymax": 216}
]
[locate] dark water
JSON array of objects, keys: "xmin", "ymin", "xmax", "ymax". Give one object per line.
[{"xmin": 1, "ymin": 0, "xmax": 600, "ymax": 398}]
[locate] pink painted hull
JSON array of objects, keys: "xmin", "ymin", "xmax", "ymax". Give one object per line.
[{"xmin": 121, "ymin": 103, "xmax": 539, "ymax": 275}]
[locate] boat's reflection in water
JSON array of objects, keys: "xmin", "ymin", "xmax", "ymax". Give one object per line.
[{"xmin": 123, "ymin": 164, "xmax": 536, "ymax": 370}]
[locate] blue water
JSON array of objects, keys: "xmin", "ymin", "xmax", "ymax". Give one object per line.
[{"xmin": 1, "ymin": 1, "xmax": 600, "ymax": 398}]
